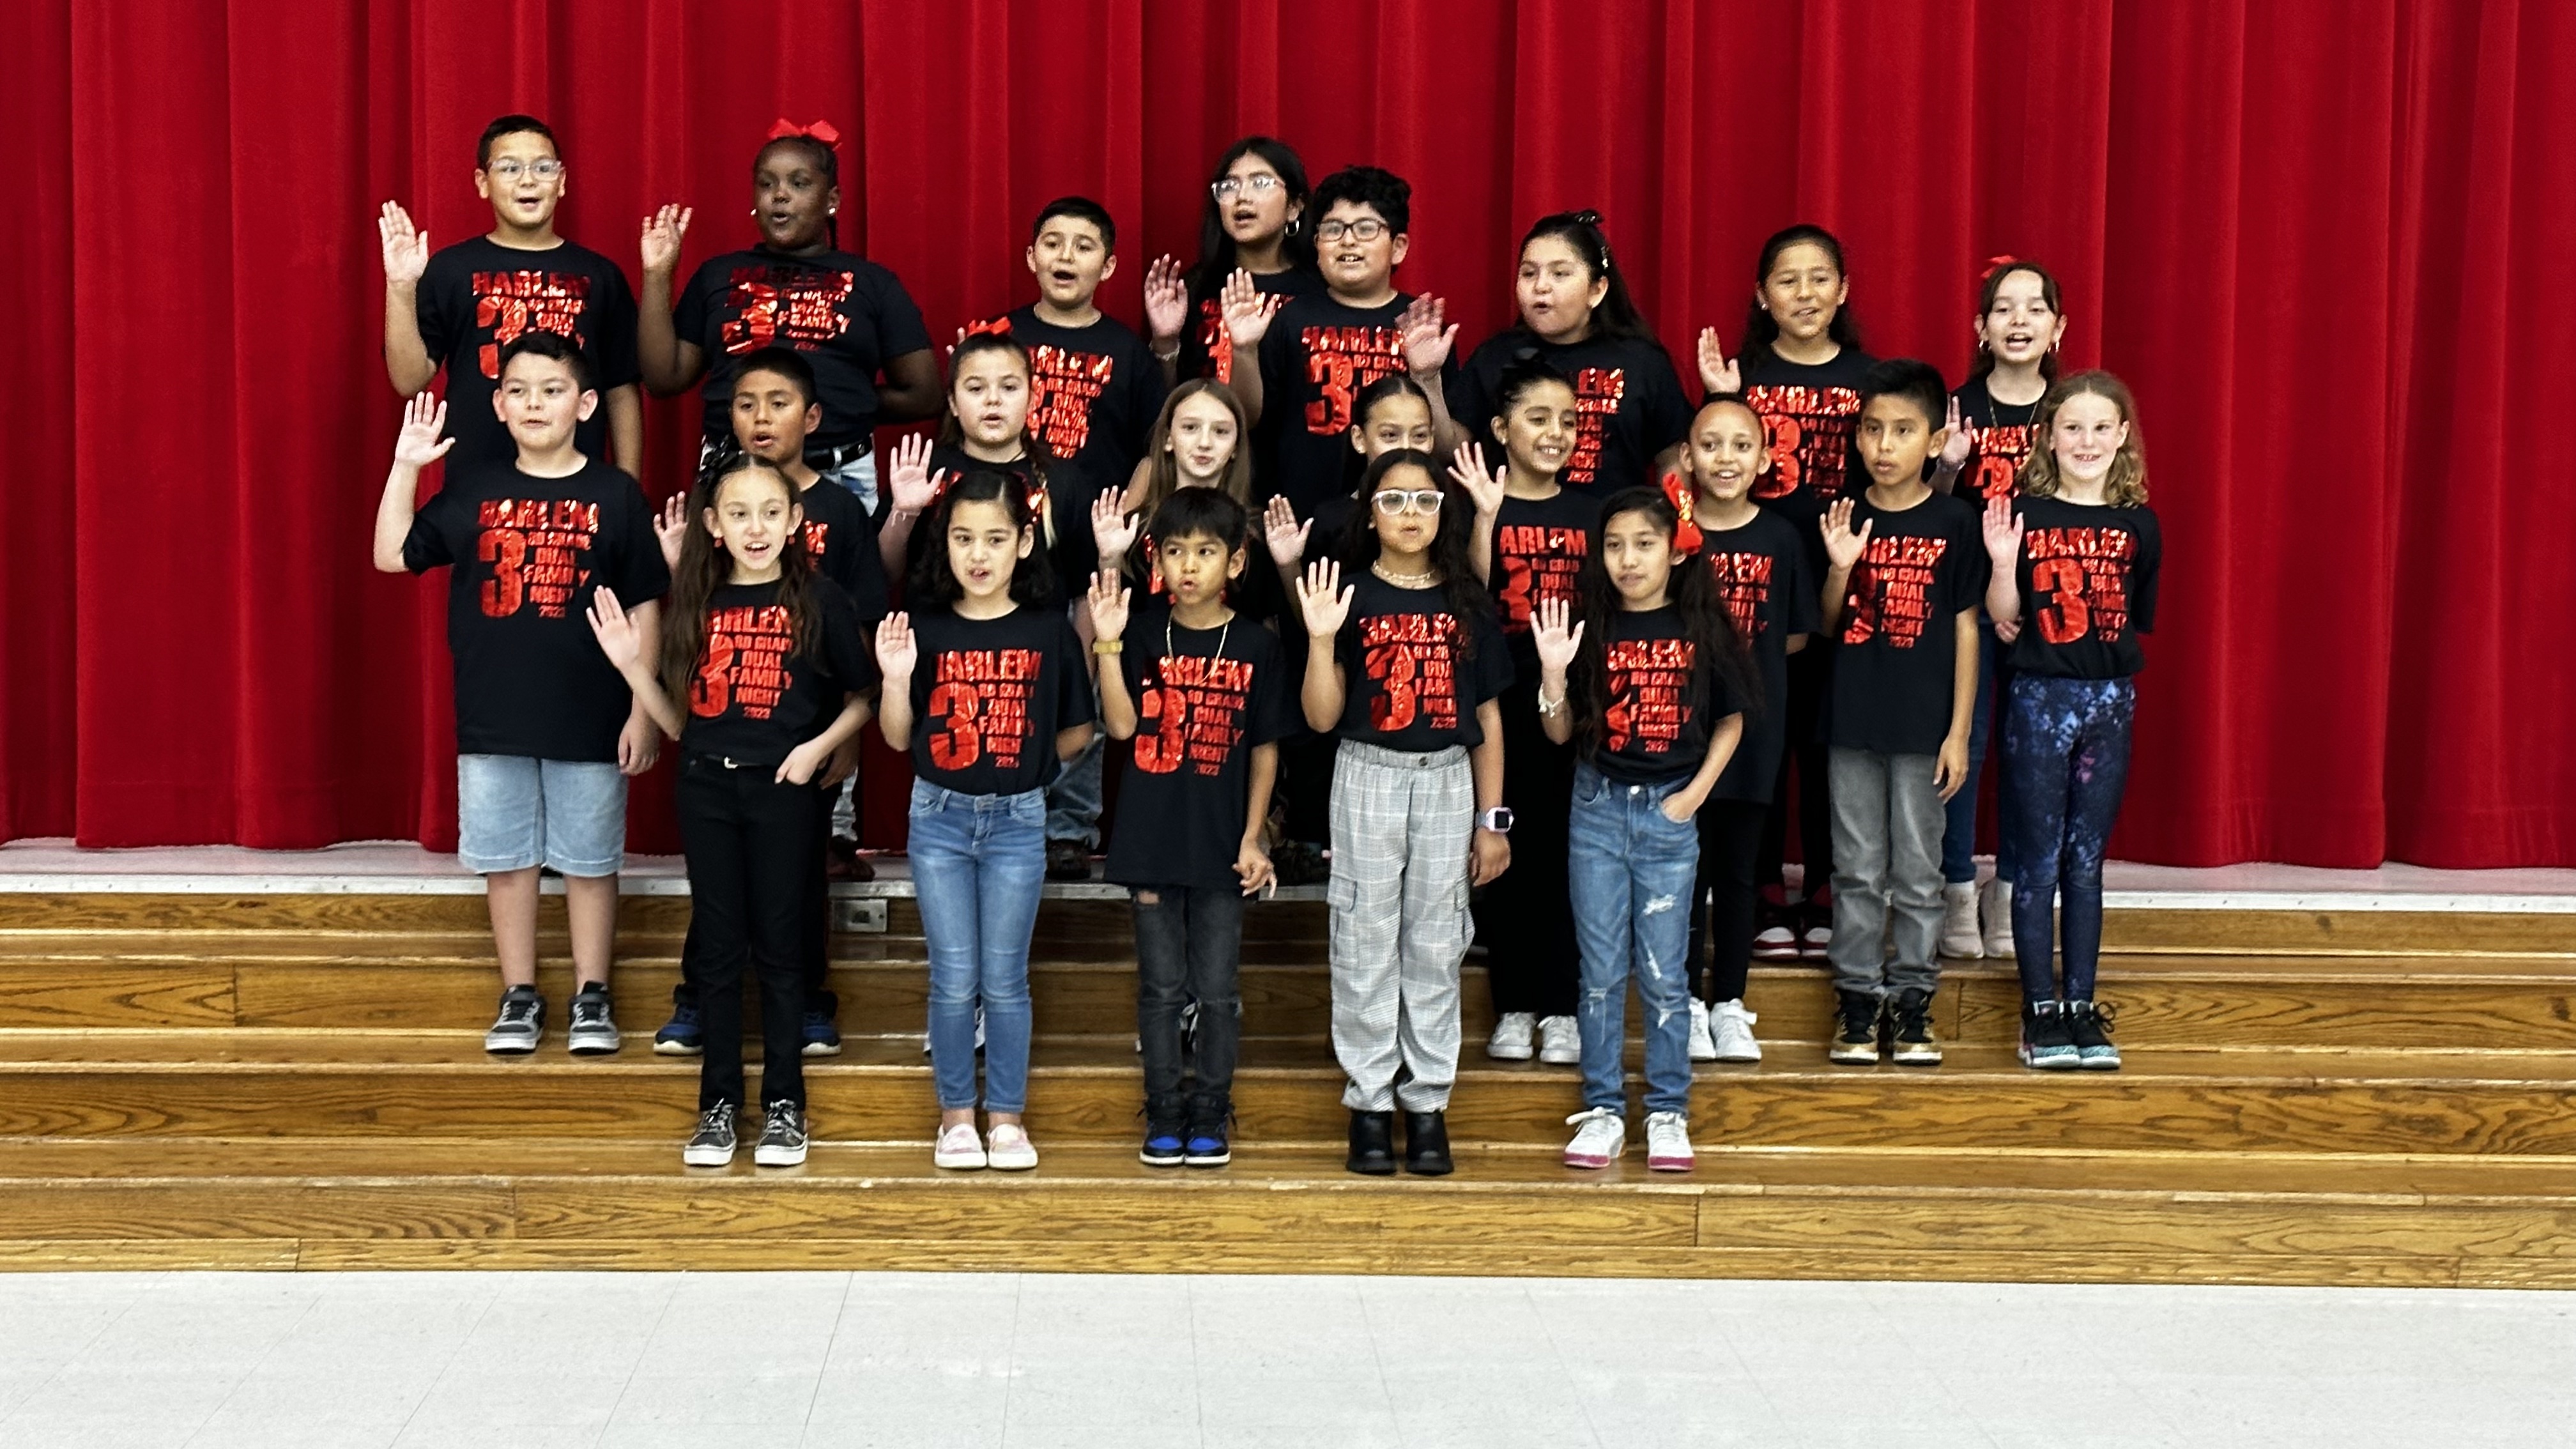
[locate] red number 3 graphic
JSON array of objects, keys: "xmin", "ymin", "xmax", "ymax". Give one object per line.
[
  {"xmin": 927, "ymin": 682, "xmax": 983, "ymax": 769},
  {"xmin": 1367, "ymin": 643, "xmax": 1418, "ymax": 731},
  {"xmin": 477, "ymin": 528, "xmax": 526, "ymax": 618},
  {"xmin": 1132, "ymin": 686, "xmax": 1189, "ymax": 774},
  {"xmin": 2034, "ymin": 558, "xmax": 2092, "ymax": 645}
]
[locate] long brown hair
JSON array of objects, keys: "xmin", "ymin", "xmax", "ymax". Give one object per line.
[
  {"xmin": 2019, "ymin": 370, "xmax": 2149, "ymax": 508},
  {"xmin": 1138, "ymin": 378, "xmax": 1254, "ymax": 517},
  {"xmin": 1568, "ymin": 487, "xmax": 1755, "ymax": 762},
  {"xmin": 659, "ymin": 459, "xmax": 823, "ymax": 708}
]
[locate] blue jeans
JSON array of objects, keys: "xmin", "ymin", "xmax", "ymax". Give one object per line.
[
  {"xmin": 1045, "ymin": 660, "xmax": 1103, "ymax": 848},
  {"xmin": 2003, "ymin": 676, "xmax": 2135, "ymax": 1003},
  {"xmin": 1568, "ymin": 764, "xmax": 1700, "ymax": 1117},
  {"xmin": 907, "ymin": 779, "xmax": 1046, "ymax": 1113},
  {"xmin": 819, "ymin": 449, "xmax": 879, "ymax": 514},
  {"xmin": 1940, "ymin": 620, "xmax": 2020, "ymax": 885}
]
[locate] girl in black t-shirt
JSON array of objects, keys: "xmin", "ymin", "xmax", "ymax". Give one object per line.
[
  {"xmin": 1534, "ymin": 484, "xmax": 1751, "ymax": 1174},
  {"xmin": 1697, "ymin": 224, "xmax": 1876, "ymax": 964},
  {"xmin": 1981, "ymin": 372, "xmax": 2161, "ymax": 1075},
  {"xmin": 588, "ymin": 458, "xmax": 878, "ymax": 1171},
  {"xmin": 1296, "ymin": 450, "xmax": 1512, "ymax": 1177},
  {"xmin": 878, "ymin": 332, "xmax": 1073, "ymax": 594},
  {"xmin": 1091, "ymin": 379, "xmax": 1255, "ymax": 592},
  {"xmin": 875, "ymin": 470, "xmax": 1096, "ymax": 1172},
  {"xmin": 1448, "ymin": 358, "xmax": 1598, "ymax": 1067},
  {"xmin": 1144, "ymin": 136, "xmax": 1322, "ymax": 386},
  {"xmin": 1452, "ymin": 211, "xmax": 1692, "ymax": 498},
  {"xmin": 637, "ymin": 124, "xmax": 942, "ymax": 510}
]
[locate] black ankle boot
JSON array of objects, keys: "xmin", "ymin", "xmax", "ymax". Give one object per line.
[
  {"xmin": 1402, "ymin": 1110, "xmax": 1453, "ymax": 1176},
  {"xmin": 1346, "ymin": 1110, "xmax": 1397, "ymax": 1176}
]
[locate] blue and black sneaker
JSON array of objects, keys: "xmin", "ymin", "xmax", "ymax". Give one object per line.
[
  {"xmin": 1140, "ymin": 1094, "xmax": 1186, "ymax": 1168},
  {"xmin": 1183, "ymin": 1093, "xmax": 1232, "ymax": 1167},
  {"xmin": 801, "ymin": 1008, "xmax": 843, "ymax": 1058},
  {"xmin": 652, "ymin": 1004, "xmax": 703, "ymax": 1057}
]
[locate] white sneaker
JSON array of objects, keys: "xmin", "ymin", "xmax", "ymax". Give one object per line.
[
  {"xmin": 985, "ymin": 1123, "xmax": 1039, "ymax": 1172},
  {"xmin": 1981, "ymin": 878, "xmax": 2016, "ymax": 959},
  {"xmin": 1562, "ymin": 1107, "xmax": 1625, "ymax": 1169},
  {"xmin": 1644, "ymin": 1110, "xmax": 1695, "ymax": 1172},
  {"xmin": 1708, "ymin": 999, "xmax": 1763, "ymax": 1062},
  {"xmin": 1537, "ymin": 1015, "xmax": 1581, "ymax": 1064},
  {"xmin": 1686, "ymin": 999, "xmax": 1719, "ymax": 1061},
  {"xmin": 1487, "ymin": 1011, "xmax": 1536, "ymax": 1061},
  {"xmin": 1940, "ymin": 881, "xmax": 1983, "ymax": 958},
  {"xmin": 932, "ymin": 1121, "xmax": 986, "ymax": 1170}
]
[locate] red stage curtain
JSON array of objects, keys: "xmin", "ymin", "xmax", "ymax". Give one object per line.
[{"xmin": 4, "ymin": 0, "xmax": 2570, "ymax": 866}]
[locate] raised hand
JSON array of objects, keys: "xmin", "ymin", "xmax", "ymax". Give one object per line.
[
  {"xmin": 886, "ymin": 433, "xmax": 939, "ymax": 515},
  {"xmin": 1263, "ymin": 496, "xmax": 1311, "ymax": 569},
  {"xmin": 1091, "ymin": 489, "xmax": 1141, "ymax": 564},
  {"xmin": 1297, "ymin": 559, "xmax": 1354, "ymax": 639},
  {"xmin": 1981, "ymin": 494, "xmax": 2025, "ymax": 566},
  {"xmin": 1532, "ymin": 597, "xmax": 1585, "ymax": 675},
  {"xmin": 874, "ymin": 612, "xmax": 918, "ymax": 680},
  {"xmin": 1220, "ymin": 269, "xmax": 1283, "ymax": 352},
  {"xmin": 392, "ymin": 393, "xmax": 455, "ymax": 470},
  {"xmin": 654, "ymin": 492, "xmax": 692, "ymax": 570},
  {"xmin": 1087, "ymin": 570, "xmax": 1132, "ymax": 643},
  {"xmin": 378, "ymin": 201, "xmax": 429, "ymax": 287},
  {"xmin": 1398, "ymin": 295, "xmax": 1458, "ymax": 376},
  {"xmin": 1142, "ymin": 255, "xmax": 1189, "ymax": 344},
  {"xmin": 586, "ymin": 586, "xmax": 645, "ymax": 673},
  {"xmin": 640, "ymin": 204, "xmax": 691, "ymax": 275},
  {"xmin": 1696, "ymin": 326, "xmax": 1741, "ymax": 394},
  {"xmin": 1939, "ymin": 395, "xmax": 1977, "ymax": 473},
  {"xmin": 1447, "ymin": 441, "xmax": 1506, "ymax": 516},
  {"xmin": 1821, "ymin": 498, "xmax": 1874, "ymax": 572}
]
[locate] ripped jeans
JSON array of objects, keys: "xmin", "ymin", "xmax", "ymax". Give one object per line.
[{"xmin": 1568, "ymin": 763, "xmax": 1701, "ymax": 1117}]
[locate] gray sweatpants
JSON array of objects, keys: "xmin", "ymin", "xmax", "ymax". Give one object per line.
[
  {"xmin": 1827, "ymin": 747, "xmax": 1945, "ymax": 997},
  {"xmin": 1327, "ymin": 740, "xmax": 1474, "ymax": 1113}
]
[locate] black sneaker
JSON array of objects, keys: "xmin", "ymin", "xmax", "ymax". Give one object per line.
[
  {"xmin": 2020, "ymin": 999, "xmax": 2080, "ymax": 1070},
  {"xmin": 754, "ymin": 1101, "xmax": 809, "ymax": 1167},
  {"xmin": 1828, "ymin": 990, "xmax": 1882, "ymax": 1064},
  {"xmin": 2066, "ymin": 999, "xmax": 2121, "ymax": 1071},
  {"xmin": 1184, "ymin": 1092, "xmax": 1232, "ymax": 1168},
  {"xmin": 1140, "ymin": 1094, "xmax": 1187, "ymax": 1168},
  {"xmin": 483, "ymin": 985, "xmax": 544, "ymax": 1055},
  {"xmin": 1273, "ymin": 840, "xmax": 1331, "ymax": 887},
  {"xmin": 652, "ymin": 1004, "xmax": 704, "ymax": 1057},
  {"xmin": 1045, "ymin": 839, "xmax": 1093, "ymax": 882},
  {"xmin": 683, "ymin": 1103, "xmax": 737, "ymax": 1166},
  {"xmin": 1890, "ymin": 987, "xmax": 1943, "ymax": 1066},
  {"xmin": 567, "ymin": 984, "xmax": 620, "ymax": 1055},
  {"xmin": 800, "ymin": 1008, "xmax": 843, "ymax": 1058}
]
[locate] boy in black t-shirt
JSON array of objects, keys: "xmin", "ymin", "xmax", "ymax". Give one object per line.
[
  {"xmin": 379, "ymin": 115, "xmax": 642, "ymax": 473},
  {"xmin": 374, "ymin": 332, "xmax": 670, "ymax": 1057},
  {"xmin": 1088, "ymin": 490, "xmax": 1297, "ymax": 1169},
  {"xmin": 1255, "ymin": 166, "xmax": 1465, "ymax": 514},
  {"xmin": 1816, "ymin": 360, "xmax": 1986, "ymax": 1068}
]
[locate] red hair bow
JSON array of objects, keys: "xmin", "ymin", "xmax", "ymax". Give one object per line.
[
  {"xmin": 1660, "ymin": 471, "xmax": 1703, "ymax": 556},
  {"xmin": 767, "ymin": 118, "xmax": 842, "ymax": 147},
  {"xmin": 1979, "ymin": 253, "xmax": 2023, "ymax": 283}
]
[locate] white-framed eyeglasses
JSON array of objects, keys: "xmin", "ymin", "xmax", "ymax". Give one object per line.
[
  {"xmin": 1370, "ymin": 488, "xmax": 1445, "ymax": 516},
  {"xmin": 485, "ymin": 159, "xmax": 564, "ymax": 182}
]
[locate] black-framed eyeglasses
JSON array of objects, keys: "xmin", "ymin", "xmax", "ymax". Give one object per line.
[
  {"xmin": 1315, "ymin": 218, "xmax": 1388, "ymax": 243},
  {"xmin": 1211, "ymin": 175, "xmax": 1284, "ymax": 199},
  {"xmin": 484, "ymin": 159, "xmax": 564, "ymax": 182}
]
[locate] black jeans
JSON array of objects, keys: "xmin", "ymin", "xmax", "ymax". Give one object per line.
[
  {"xmin": 1480, "ymin": 678, "xmax": 1577, "ymax": 1016},
  {"xmin": 677, "ymin": 755, "xmax": 818, "ymax": 1112},
  {"xmin": 1757, "ymin": 646, "xmax": 1834, "ymax": 901},
  {"xmin": 1131, "ymin": 883, "xmax": 1244, "ymax": 1107},
  {"xmin": 1690, "ymin": 798, "xmax": 1769, "ymax": 1003},
  {"xmin": 671, "ymin": 779, "xmax": 837, "ymax": 1020}
]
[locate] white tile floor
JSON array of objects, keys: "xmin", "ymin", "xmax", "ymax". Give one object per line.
[{"xmin": 0, "ymin": 1271, "xmax": 2566, "ymax": 1447}]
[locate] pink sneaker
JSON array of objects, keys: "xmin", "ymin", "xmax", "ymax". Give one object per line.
[
  {"xmin": 1562, "ymin": 1108, "xmax": 1625, "ymax": 1169},
  {"xmin": 933, "ymin": 1121, "xmax": 986, "ymax": 1170},
  {"xmin": 985, "ymin": 1122, "xmax": 1039, "ymax": 1171}
]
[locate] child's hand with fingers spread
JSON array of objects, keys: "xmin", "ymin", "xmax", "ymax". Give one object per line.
[
  {"xmin": 1297, "ymin": 560, "xmax": 1353, "ymax": 638},
  {"xmin": 885, "ymin": 434, "xmax": 939, "ymax": 515},
  {"xmin": 640, "ymin": 204, "xmax": 691, "ymax": 274},
  {"xmin": 392, "ymin": 393, "xmax": 456, "ymax": 470},
  {"xmin": 378, "ymin": 201, "xmax": 429, "ymax": 287},
  {"xmin": 1448, "ymin": 441, "xmax": 1505, "ymax": 517},
  {"xmin": 1981, "ymin": 493, "xmax": 2025, "ymax": 566},
  {"xmin": 1399, "ymin": 295, "xmax": 1458, "ymax": 376},
  {"xmin": 1091, "ymin": 489, "xmax": 1141, "ymax": 564},
  {"xmin": 1531, "ymin": 597, "xmax": 1585, "ymax": 675},
  {"xmin": 586, "ymin": 586, "xmax": 643, "ymax": 673},
  {"xmin": 1220, "ymin": 269, "xmax": 1284, "ymax": 351},
  {"xmin": 874, "ymin": 612, "xmax": 917, "ymax": 680},
  {"xmin": 1264, "ymin": 496, "xmax": 1310, "ymax": 569},
  {"xmin": 1822, "ymin": 498, "xmax": 1873, "ymax": 572},
  {"xmin": 654, "ymin": 492, "xmax": 691, "ymax": 571},
  {"xmin": 1696, "ymin": 326, "xmax": 1742, "ymax": 395},
  {"xmin": 1087, "ymin": 571, "xmax": 1131, "ymax": 645},
  {"xmin": 1142, "ymin": 255, "xmax": 1189, "ymax": 346}
]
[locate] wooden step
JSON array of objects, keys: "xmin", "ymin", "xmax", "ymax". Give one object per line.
[
  {"xmin": 5, "ymin": 1031, "xmax": 2574, "ymax": 1158},
  {"xmin": 0, "ymin": 1139, "xmax": 2565, "ymax": 1287},
  {"xmin": 3, "ymin": 937, "xmax": 2571, "ymax": 1055}
]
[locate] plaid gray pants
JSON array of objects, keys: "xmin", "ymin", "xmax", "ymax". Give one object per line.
[{"xmin": 1328, "ymin": 740, "xmax": 1475, "ymax": 1113}]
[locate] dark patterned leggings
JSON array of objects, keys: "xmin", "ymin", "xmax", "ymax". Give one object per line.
[{"xmin": 2002, "ymin": 675, "xmax": 2136, "ymax": 1002}]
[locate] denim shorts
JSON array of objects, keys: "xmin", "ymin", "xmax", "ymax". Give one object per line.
[{"xmin": 456, "ymin": 754, "xmax": 627, "ymax": 877}]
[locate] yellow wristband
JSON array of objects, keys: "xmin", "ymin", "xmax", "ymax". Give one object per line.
[{"xmin": 1093, "ymin": 640, "xmax": 1124, "ymax": 656}]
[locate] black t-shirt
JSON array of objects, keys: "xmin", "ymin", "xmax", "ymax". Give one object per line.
[
  {"xmin": 993, "ymin": 306, "xmax": 1169, "ymax": 508},
  {"xmin": 680, "ymin": 577, "xmax": 880, "ymax": 767},
  {"xmin": 1489, "ymin": 489, "xmax": 1599, "ymax": 685},
  {"xmin": 673, "ymin": 249, "xmax": 932, "ymax": 451},
  {"xmin": 793, "ymin": 479, "xmax": 892, "ymax": 621},
  {"xmin": 1825, "ymin": 490, "xmax": 1989, "ymax": 756},
  {"xmin": 1592, "ymin": 607, "xmax": 1744, "ymax": 786},
  {"xmin": 902, "ymin": 605, "xmax": 1094, "ymax": 795},
  {"xmin": 1740, "ymin": 348, "xmax": 1876, "ymax": 518},
  {"xmin": 893, "ymin": 447, "xmax": 1084, "ymax": 612},
  {"xmin": 1105, "ymin": 602, "xmax": 1301, "ymax": 888},
  {"xmin": 1257, "ymin": 291, "xmax": 1461, "ymax": 514},
  {"xmin": 1952, "ymin": 376, "xmax": 2044, "ymax": 505},
  {"xmin": 2006, "ymin": 497, "xmax": 2161, "ymax": 680},
  {"xmin": 1182, "ymin": 265, "xmax": 1324, "ymax": 383},
  {"xmin": 1331, "ymin": 573, "xmax": 1512, "ymax": 751},
  {"xmin": 414, "ymin": 237, "xmax": 640, "ymax": 471},
  {"xmin": 1455, "ymin": 332, "xmax": 1692, "ymax": 498},
  {"xmin": 1119, "ymin": 499, "xmax": 1291, "ymax": 627},
  {"xmin": 402, "ymin": 459, "xmax": 671, "ymax": 762},
  {"xmin": 1700, "ymin": 509, "xmax": 1819, "ymax": 803}
]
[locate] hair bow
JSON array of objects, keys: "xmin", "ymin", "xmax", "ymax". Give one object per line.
[
  {"xmin": 1979, "ymin": 253, "xmax": 2023, "ymax": 283},
  {"xmin": 1659, "ymin": 470, "xmax": 1703, "ymax": 556},
  {"xmin": 767, "ymin": 118, "xmax": 842, "ymax": 147}
]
